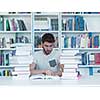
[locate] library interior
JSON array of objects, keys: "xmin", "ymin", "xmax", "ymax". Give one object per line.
[{"xmin": 0, "ymin": 12, "xmax": 100, "ymax": 86}]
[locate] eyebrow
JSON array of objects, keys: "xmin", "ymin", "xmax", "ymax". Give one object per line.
[{"xmin": 44, "ymin": 44, "xmax": 53, "ymax": 47}]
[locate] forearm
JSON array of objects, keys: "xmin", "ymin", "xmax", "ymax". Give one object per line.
[
  {"xmin": 30, "ymin": 69, "xmax": 45, "ymax": 76},
  {"xmin": 29, "ymin": 63, "xmax": 46, "ymax": 76},
  {"xmin": 54, "ymin": 70, "xmax": 62, "ymax": 77}
]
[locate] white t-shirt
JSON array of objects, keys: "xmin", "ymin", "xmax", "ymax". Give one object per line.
[{"xmin": 32, "ymin": 50, "xmax": 60, "ymax": 72}]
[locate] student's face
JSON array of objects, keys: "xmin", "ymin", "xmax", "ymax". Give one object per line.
[{"xmin": 42, "ymin": 42, "xmax": 54, "ymax": 55}]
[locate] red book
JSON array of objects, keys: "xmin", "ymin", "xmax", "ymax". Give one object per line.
[{"xmin": 95, "ymin": 53, "xmax": 100, "ymax": 64}]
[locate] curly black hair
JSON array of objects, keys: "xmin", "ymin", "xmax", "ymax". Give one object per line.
[{"xmin": 42, "ymin": 33, "xmax": 55, "ymax": 43}]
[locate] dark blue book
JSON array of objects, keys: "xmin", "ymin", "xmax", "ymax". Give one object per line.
[
  {"xmin": 94, "ymin": 35, "xmax": 99, "ymax": 48},
  {"xmin": 64, "ymin": 37, "xmax": 67, "ymax": 48},
  {"xmin": 74, "ymin": 16, "xmax": 85, "ymax": 31},
  {"xmin": 81, "ymin": 52, "xmax": 87, "ymax": 65},
  {"xmin": 88, "ymin": 32, "xmax": 93, "ymax": 48},
  {"xmin": 68, "ymin": 19, "xmax": 73, "ymax": 31}
]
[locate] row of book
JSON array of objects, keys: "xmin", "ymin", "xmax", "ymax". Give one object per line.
[
  {"xmin": 0, "ymin": 35, "xmax": 30, "ymax": 48},
  {"xmin": 61, "ymin": 33, "xmax": 100, "ymax": 48},
  {"xmin": 0, "ymin": 16, "xmax": 27, "ymax": 31},
  {"xmin": 16, "ymin": 35, "xmax": 30, "ymax": 43},
  {"xmin": 0, "ymin": 69, "xmax": 13, "ymax": 76},
  {"xmin": 6, "ymin": 18, "xmax": 27, "ymax": 31},
  {"xmin": 81, "ymin": 52, "xmax": 100, "ymax": 65},
  {"xmin": 0, "ymin": 37, "xmax": 14, "ymax": 48},
  {"xmin": 34, "ymin": 18, "xmax": 58, "ymax": 31},
  {"xmin": 62, "ymin": 16, "xmax": 86, "ymax": 31}
]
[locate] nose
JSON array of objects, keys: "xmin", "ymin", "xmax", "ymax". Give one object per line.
[{"xmin": 47, "ymin": 47, "xmax": 52, "ymax": 50}]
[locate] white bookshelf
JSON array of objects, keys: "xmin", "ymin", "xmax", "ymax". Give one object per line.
[
  {"xmin": 60, "ymin": 12, "xmax": 100, "ymax": 76},
  {"xmin": 33, "ymin": 12, "xmax": 59, "ymax": 51},
  {"xmin": 0, "ymin": 12, "xmax": 32, "ymax": 76},
  {"xmin": 1, "ymin": 12, "xmax": 100, "ymax": 77}
]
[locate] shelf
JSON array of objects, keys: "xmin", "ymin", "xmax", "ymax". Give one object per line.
[
  {"xmin": 0, "ymin": 12, "xmax": 100, "ymax": 77},
  {"xmin": 0, "ymin": 31, "xmax": 31, "ymax": 33},
  {"xmin": 9, "ymin": 64, "xmax": 29, "ymax": 67},
  {"xmin": 34, "ymin": 31, "xmax": 59, "ymax": 33},
  {"xmin": 79, "ymin": 65, "xmax": 100, "ymax": 68},
  {"xmin": 0, "ymin": 13, "xmax": 32, "ymax": 17},
  {"xmin": 10, "ymin": 43, "xmax": 32, "ymax": 47},
  {"xmin": 61, "ymin": 13, "xmax": 100, "ymax": 17},
  {"xmin": 62, "ymin": 31, "xmax": 100, "ymax": 33},
  {"xmin": 62, "ymin": 48, "xmax": 100, "ymax": 51},
  {"xmin": 0, "ymin": 66, "xmax": 14, "ymax": 68},
  {"xmin": 34, "ymin": 48, "xmax": 59, "ymax": 50},
  {"xmin": 0, "ymin": 48, "xmax": 16, "ymax": 50},
  {"xmin": 34, "ymin": 12, "xmax": 59, "ymax": 16}
]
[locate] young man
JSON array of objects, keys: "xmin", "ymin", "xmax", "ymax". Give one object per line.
[{"xmin": 29, "ymin": 33, "xmax": 63, "ymax": 77}]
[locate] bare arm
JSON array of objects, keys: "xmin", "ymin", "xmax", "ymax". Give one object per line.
[
  {"xmin": 29, "ymin": 62, "xmax": 56, "ymax": 76},
  {"xmin": 29, "ymin": 61, "xmax": 64, "ymax": 77},
  {"xmin": 29, "ymin": 62, "xmax": 45, "ymax": 76},
  {"xmin": 52, "ymin": 64, "xmax": 64, "ymax": 77}
]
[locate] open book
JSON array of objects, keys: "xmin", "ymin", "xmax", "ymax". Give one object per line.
[{"xmin": 29, "ymin": 74, "xmax": 61, "ymax": 80}]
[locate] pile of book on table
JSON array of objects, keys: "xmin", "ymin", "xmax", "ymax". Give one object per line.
[{"xmin": 60, "ymin": 49, "xmax": 81, "ymax": 80}]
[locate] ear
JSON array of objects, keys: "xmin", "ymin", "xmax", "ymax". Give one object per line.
[{"xmin": 41, "ymin": 43, "xmax": 44, "ymax": 48}]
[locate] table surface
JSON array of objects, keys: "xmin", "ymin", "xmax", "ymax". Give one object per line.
[{"xmin": 0, "ymin": 74, "xmax": 100, "ymax": 86}]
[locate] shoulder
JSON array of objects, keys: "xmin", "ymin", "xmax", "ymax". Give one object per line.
[
  {"xmin": 33, "ymin": 50, "xmax": 43, "ymax": 56},
  {"xmin": 53, "ymin": 50, "xmax": 60, "ymax": 54},
  {"xmin": 51, "ymin": 50, "xmax": 60, "ymax": 57}
]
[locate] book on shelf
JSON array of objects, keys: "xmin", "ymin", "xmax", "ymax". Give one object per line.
[
  {"xmin": 95, "ymin": 53, "xmax": 100, "ymax": 64},
  {"xmin": 81, "ymin": 52, "xmax": 87, "ymax": 65},
  {"xmin": 62, "ymin": 32, "xmax": 100, "ymax": 48},
  {"xmin": 0, "ymin": 37, "xmax": 15, "ymax": 48},
  {"xmin": 6, "ymin": 18, "xmax": 27, "ymax": 31},
  {"xmin": 34, "ymin": 35, "xmax": 42, "ymax": 48},
  {"xmin": 87, "ymin": 53, "xmax": 100, "ymax": 65},
  {"xmin": 50, "ymin": 18, "xmax": 58, "ymax": 31},
  {"xmin": 0, "ymin": 69, "xmax": 13, "ymax": 76},
  {"xmin": 74, "ymin": 16, "xmax": 85, "ymax": 31},
  {"xmin": 62, "ymin": 15, "xmax": 85, "ymax": 31},
  {"xmin": 88, "ymin": 53, "xmax": 95, "ymax": 65},
  {"xmin": 0, "ymin": 51, "xmax": 10, "ymax": 66},
  {"xmin": 0, "ymin": 16, "xmax": 4, "ymax": 31}
]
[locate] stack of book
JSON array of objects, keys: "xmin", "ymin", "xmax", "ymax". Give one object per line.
[
  {"xmin": 34, "ymin": 17, "xmax": 49, "ymax": 31},
  {"xmin": 60, "ymin": 49, "xmax": 81, "ymax": 79},
  {"xmin": 9, "ymin": 44, "xmax": 33, "ymax": 77}
]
